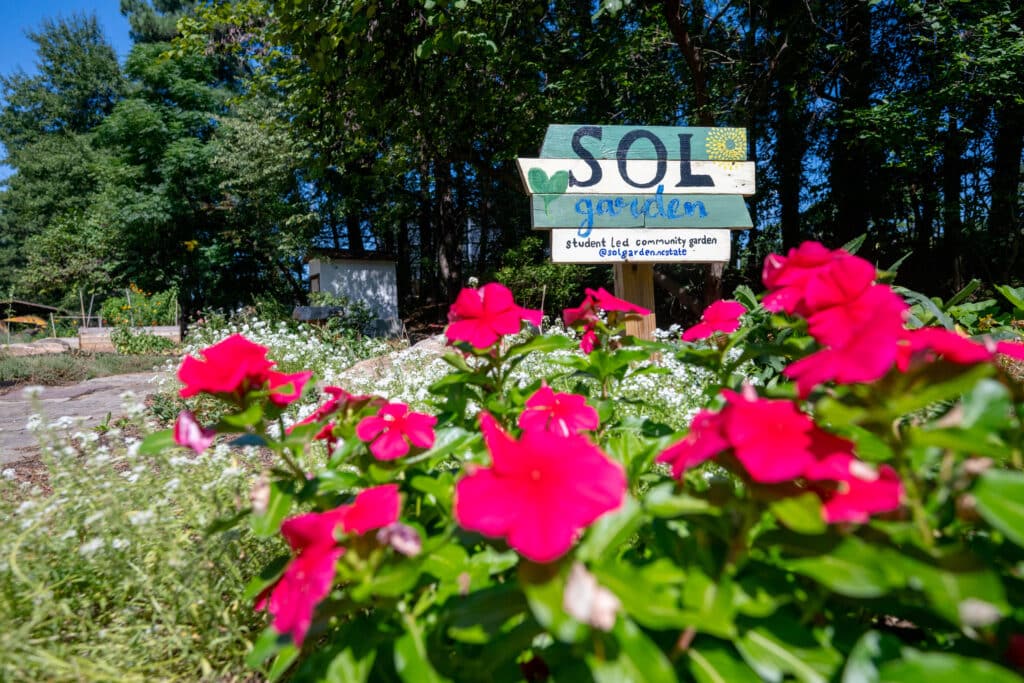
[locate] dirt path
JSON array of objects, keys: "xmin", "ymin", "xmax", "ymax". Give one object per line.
[{"xmin": 0, "ymin": 371, "xmax": 169, "ymax": 465}]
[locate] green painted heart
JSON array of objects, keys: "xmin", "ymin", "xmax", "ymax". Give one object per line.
[
  {"xmin": 528, "ymin": 168, "xmax": 569, "ymax": 213},
  {"xmin": 528, "ymin": 168, "xmax": 569, "ymax": 195}
]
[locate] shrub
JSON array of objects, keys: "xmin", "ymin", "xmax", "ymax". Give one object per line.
[
  {"xmin": 99, "ymin": 285, "xmax": 178, "ymax": 327},
  {"xmin": 110, "ymin": 326, "xmax": 178, "ymax": 355},
  {"xmin": 0, "ymin": 395, "xmax": 273, "ymax": 681},
  {"xmin": 135, "ymin": 242, "xmax": 1024, "ymax": 681}
]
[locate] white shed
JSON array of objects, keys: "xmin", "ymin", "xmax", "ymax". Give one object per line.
[{"xmin": 308, "ymin": 255, "xmax": 402, "ymax": 336}]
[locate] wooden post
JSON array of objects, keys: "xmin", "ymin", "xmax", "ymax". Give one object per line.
[{"xmin": 613, "ymin": 263, "xmax": 656, "ymax": 340}]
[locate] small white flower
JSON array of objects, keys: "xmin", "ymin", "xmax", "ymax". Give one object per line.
[
  {"xmin": 111, "ymin": 538, "xmax": 130, "ymax": 550},
  {"xmin": 22, "ymin": 385, "xmax": 45, "ymax": 398},
  {"xmin": 165, "ymin": 478, "xmax": 180, "ymax": 492},
  {"xmin": 79, "ymin": 538, "xmax": 104, "ymax": 556},
  {"xmin": 84, "ymin": 512, "xmax": 105, "ymax": 525},
  {"xmin": 25, "ymin": 415, "xmax": 42, "ymax": 431},
  {"xmin": 1, "ymin": 468, "xmax": 15, "ymax": 480},
  {"xmin": 60, "ymin": 528, "xmax": 78, "ymax": 541},
  {"xmin": 129, "ymin": 509, "xmax": 156, "ymax": 526}
]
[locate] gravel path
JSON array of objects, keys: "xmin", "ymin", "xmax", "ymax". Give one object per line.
[{"xmin": 0, "ymin": 372, "xmax": 169, "ymax": 465}]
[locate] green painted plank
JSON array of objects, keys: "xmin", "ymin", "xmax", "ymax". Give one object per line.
[
  {"xmin": 531, "ymin": 192, "xmax": 752, "ymax": 233},
  {"xmin": 539, "ymin": 125, "xmax": 748, "ymax": 161}
]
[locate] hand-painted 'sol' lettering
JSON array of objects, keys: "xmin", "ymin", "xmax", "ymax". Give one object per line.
[
  {"xmin": 569, "ymin": 126, "xmax": 603, "ymax": 187},
  {"xmin": 676, "ymin": 134, "xmax": 714, "ymax": 187},
  {"xmin": 617, "ymin": 130, "xmax": 667, "ymax": 189}
]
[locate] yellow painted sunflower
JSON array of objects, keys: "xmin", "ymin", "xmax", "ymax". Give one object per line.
[{"xmin": 706, "ymin": 128, "xmax": 747, "ymax": 161}]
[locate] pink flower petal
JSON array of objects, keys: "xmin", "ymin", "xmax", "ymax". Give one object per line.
[
  {"xmin": 173, "ymin": 410, "xmax": 216, "ymax": 454},
  {"xmin": 341, "ymin": 484, "xmax": 401, "ymax": 535}
]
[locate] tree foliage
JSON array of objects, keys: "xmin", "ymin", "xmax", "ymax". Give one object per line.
[{"xmin": 1, "ymin": 0, "xmax": 1022, "ymax": 320}]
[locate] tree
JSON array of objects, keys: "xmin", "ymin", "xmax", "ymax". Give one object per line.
[{"xmin": 0, "ymin": 14, "xmax": 123, "ymax": 294}]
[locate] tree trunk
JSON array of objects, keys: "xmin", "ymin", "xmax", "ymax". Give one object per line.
[
  {"xmin": 436, "ymin": 161, "xmax": 462, "ymax": 305},
  {"xmin": 777, "ymin": 82, "xmax": 804, "ymax": 250},
  {"xmin": 829, "ymin": 0, "xmax": 874, "ymax": 246},
  {"xmin": 345, "ymin": 210, "xmax": 365, "ymax": 254},
  {"xmin": 941, "ymin": 120, "xmax": 964, "ymax": 291},
  {"xmin": 988, "ymin": 101, "xmax": 1024, "ymax": 280}
]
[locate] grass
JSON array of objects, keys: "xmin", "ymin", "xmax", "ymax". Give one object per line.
[
  {"xmin": 0, "ymin": 352, "xmax": 169, "ymax": 391},
  {"xmin": 0, "ymin": 401, "xmax": 276, "ymax": 682}
]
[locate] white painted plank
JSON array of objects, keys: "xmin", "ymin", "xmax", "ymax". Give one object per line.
[
  {"xmin": 550, "ymin": 229, "xmax": 731, "ymax": 263},
  {"xmin": 518, "ymin": 158, "xmax": 755, "ymax": 196}
]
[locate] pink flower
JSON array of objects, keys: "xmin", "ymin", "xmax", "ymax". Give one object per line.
[
  {"xmin": 563, "ymin": 288, "xmax": 651, "ymax": 353},
  {"xmin": 446, "ymin": 283, "xmax": 542, "ymax": 349},
  {"xmin": 720, "ymin": 390, "xmax": 825, "ymax": 483},
  {"xmin": 256, "ymin": 485, "xmax": 400, "ymax": 645},
  {"xmin": 762, "ymin": 242, "xmax": 842, "ymax": 314},
  {"xmin": 356, "ymin": 402, "xmax": 437, "ymax": 460},
  {"xmin": 657, "ymin": 390, "xmax": 900, "ymax": 524},
  {"xmin": 454, "ymin": 413, "xmax": 626, "ymax": 563},
  {"xmin": 580, "ymin": 325, "xmax": 599, "ymax": 354},
  {"xmin": 267, "ymin": 370, "xmax": 313, "ymax": 406},
  {"xmin": 998, "ymin": 341, "xmax": 1024, "ymax": 360},
  {"xmin": 518, "ymin": 385, "xmax": 599, "ymax": 436},
  {"xmin": 785, "ymin": 285, "xmax": 908, "ymax": 396},
  {"xmin": 173, "ymin": 410, "xmax": 216, "ymax": 454},
  {"xmin": 804, "ymin": 455, "xmax": 903, "ymax": 523},
  {"xmin": 681, "ymin": 300, "xmax": 746, "ymax": 341},
  {"xmin": 178, "ymin": 334, "xmax": 310, "ymax": 406},
  {"xmin": 896, "ymin": 327, "xmax": 995, "ymax": 371},
  {"xmin": 805, "ymin": 284, "xmax": 907, "ymax": 349},
  {"xmin": 563, "ymin": 287, "xmax": 650, "ymax": 327},
  {"xmin": 291, "ymin": 387, "xmax": 382, "ymax": 449},
  {"xmin": 178, "ymin": 334, "xmax": 275, "ymax": 399},
  {"xmin": 656, "ymin": 409, "xmax": 729, "ymax": 478}
]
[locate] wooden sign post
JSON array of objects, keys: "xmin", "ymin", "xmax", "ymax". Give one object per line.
[{"xmin": 518, "ymin": 124, "xmax": 755, "ymax": 339}]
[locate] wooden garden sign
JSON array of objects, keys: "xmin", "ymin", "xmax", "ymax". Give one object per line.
[{"xmin": 518, "ymin": 124, "xmax": 755, "ymax": 339}]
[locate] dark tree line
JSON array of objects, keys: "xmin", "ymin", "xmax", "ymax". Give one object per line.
[{"xmin": 2, "ymin": 0, "xmax": 1021, "ymax": 323}]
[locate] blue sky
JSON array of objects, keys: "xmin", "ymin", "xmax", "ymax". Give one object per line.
[
  {"xmin": 1, "ymin": 2, "xmax": 132, "ymax": 76},
  {"xmin": 1, "ymin": 3, "xmax": 132, "ymax": 179}
]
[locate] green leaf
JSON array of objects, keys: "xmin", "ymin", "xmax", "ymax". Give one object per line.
[
  {"xmin": 410, "ymin": 473, "xmax": 454, "ymax": 508},
  {"xmin": 780, "ymin": 536, "xmax": 895, "ymax": 599},
  {"xmin": 895, "ymin": 286, "xmax": 955, "ymax": 328},
  {"xmin": 394, "ymin": 616, "xmax": 449, "ymax": 683},
  {"xmin": 841, "ymin": 631, "xmax": 902, "ymax": 683},
  {"xmin": 946, "ymin": 279, "xmax": 982, "ymax": 308},
  {"xmin": 587, "ymin": 617, "xmax": 677, "ymax": 683},
  {"xmin": 735, "ymin": 617, "xmax": 841, "ymax": 683},
  {"xmin": 973, "ymin": 469, "xmax": 1024, "ymax": 548},
  {"xmin": 138, "ymin": 428, "xmax": 175, "ymax": 455},
  {"xmin": 878, "ymin": 650, "xmax": 1023, "ymax": 683},
  {"xmin": 994, "ymin": 284, "xmax": 1024, "ymax": 311},
  {"xmin": 644, "ymin": 482, "xmax": 718, "ymax": 517},
  {"xmin": 521, "ymin": 564, "xmax": 586, "ymax": 643},
  {"xmin": 594, "ymin": 560, "xmax": 688, "ymax": 629},
  {"xmin": 351, "ymin": 559, "xmax": 423, "ymax": 600},
  {"xmin": 689, "ymin": 638, "xmax": 762, "ymax": 683},
  {"xmin": 250, "ymin": 481, "xmax": 294, "ymax": 537},
  {"xmin": 441, "ymin": 583, "xmax": 527, "ymax": 644},
  {"xmin": 883, "ymin": 363, "xmax": 994, "ymax": 417},
  {"xmin": 506, "ymin": 333, "xmax": 577, "ymax": 357},
  {"xmin": 317, "ymin": 646, "xmax": 376, "ymax": 683},
  {"xmin": 218, "ymin": 401, "xmax": 264, "ymax": 429},
  {"xmin": 267, "ymin": 644, "xmax": 300, "ymax": 682},
  {"xmin": 246, "ymin": 627, "xmax": 290, "ymax": 669},
  {"xmin": 841, "ymin": 234, "xmax": 867, "ymax": 254},
  {"xmin": 769, "ymin": 493, "xmax": 826, "ymax": 535},
  {"xmin": 960, "ymin": 379, "xmax": 1013, "ymax": 431},
  {"xmin": 577, "ymin": 495, "xmax": 643, "ymax": 562},
  {"xmin": 681, "ymin": 569, "xmax": 737, "ymax": 638}
]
